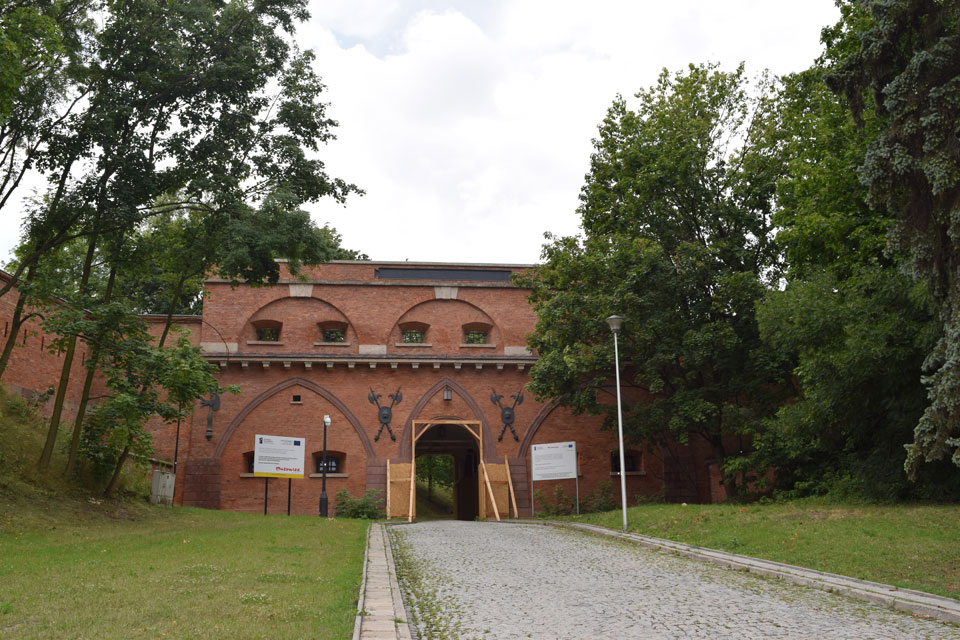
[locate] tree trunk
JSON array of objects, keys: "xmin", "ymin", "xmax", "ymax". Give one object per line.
[
  {"xmin": 428, "ymin": 459, "xmax": 434, "ymax": 501},
  {"xmin": 157, "ymin": 274, "xmax": 186, "ymax": 349},
  {"xmin": 63, "ymin": 264, "xmax": 117, "ymax": 477},
  {"xmin": 38, "ymin": 235, "xmax": 98, "ymax": 473},
  {"xmin": 709, "ymin": 434, "xmax": 737, "ymax": 500},
  {"xmin": 0, "ymin": 264, "xmax": 35, "ymax": 380},
  {"xmin": 103, "ymin": 443, "xmax": 130, "ymax": 498}
]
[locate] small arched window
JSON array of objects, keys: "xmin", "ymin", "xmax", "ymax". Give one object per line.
[
  {"xmin": 313, "ymin": 450, "xmax": 345, "ymax": 474},
  {"xmin": 318, "ymin": 320, "xmax": 348, "ymax": 343},
  {"xmin": 251, "ymin": 319, "xmax": 282, "ymax": 342},
  {"xmin": 399, "ymin": 321, "xmax": 429, "ymax": 344},
  {"xmin": 462, "ymin": 322, "xmax": 493, "ymax": 345}
]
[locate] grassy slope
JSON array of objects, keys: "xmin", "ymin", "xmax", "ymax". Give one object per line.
[
  {"xmin": 568, "ymin": 500, "xmax": 960, "ymax": 600},
  {"xmin": 0, "ymin": 387, "xmax": 369, "ymax": 639},
  {"xmin": 414, "ymin": 482, "xmax": 454, "ymax": 521}
]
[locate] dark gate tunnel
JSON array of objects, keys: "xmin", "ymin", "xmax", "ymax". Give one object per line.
[{"xmin": 414, "ymin": 423, "xmax": 479, "ymax": 521}]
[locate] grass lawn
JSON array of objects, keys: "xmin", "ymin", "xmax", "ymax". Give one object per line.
[
  {"xmin": 565, "ymin": 499, "xmax": 960, "ymax": 600},
  {"xmin": 0, "ymin": 385, "xmax": 370, "ymax": 639},
  {"xmin": 0, "ymin": 500, "xmax": 369, "ymax": 639}
]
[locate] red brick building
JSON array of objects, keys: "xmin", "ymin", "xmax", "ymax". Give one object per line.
[{"xmin": 2, "ymin": 261, "xmax": 725, "ymax": 516}]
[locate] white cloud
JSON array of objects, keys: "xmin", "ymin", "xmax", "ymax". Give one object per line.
[
  {"xmin": 0, "ymin": 1, "xmax": 841, "ymax": 266},
  {"xmin": 302, "ymin": 0, "xmax": 841, "ymax": 264}
]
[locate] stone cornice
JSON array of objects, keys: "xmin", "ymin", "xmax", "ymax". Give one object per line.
[{"xmin": 204, "ymin": 352, "xmax": 538, "ymax": 371}]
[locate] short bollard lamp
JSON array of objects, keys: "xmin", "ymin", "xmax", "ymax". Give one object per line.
[
  {"xmin": 605, "ymin": 315, "xmax": 629, "ymax": 532},
  {"xmin": 319, "ymin": 414, "xmax": 331, "ymax": 517}
]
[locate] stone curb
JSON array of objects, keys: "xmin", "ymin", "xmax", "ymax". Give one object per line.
[
  {"xmin": 507, "ymin": 519, "xmax": 960, "ymax": 625},
  {"xmin": 351, "ymin": 523, "xmax": 372, "ymax": 640},
  {"xmin": 355, "ymin": 523, "xmax": 414, "ymax": 640}
]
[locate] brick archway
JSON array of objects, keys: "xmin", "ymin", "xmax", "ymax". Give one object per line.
[
  {"xmin": 213, "ymin": 377, "xmax": 375, "ymax": 459},
  {"xmin": 396, "ymin": 376, "xmax": 497, "ymax": 462}
]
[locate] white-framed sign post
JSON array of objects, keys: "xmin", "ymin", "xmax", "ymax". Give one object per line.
[
  {"xmin": 530, "ymin": 441, "xmax": 579, "ymax": 516},
  {"xmin": 254, "ymin": 434, "xmax": 306, "ymax": 516}
]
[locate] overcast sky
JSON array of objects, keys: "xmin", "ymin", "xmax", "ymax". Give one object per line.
[{"xmin": 0, "ymin": 1, "xmax": 841, "ymax": 266}]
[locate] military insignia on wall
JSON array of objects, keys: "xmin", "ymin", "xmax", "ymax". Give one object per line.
[
  {"xmin": 368, "ymin": 387, "xmax": 402, "ymax": 441},
  {"xmin": 491, "ymin": 388, "xmax": 523, "ymax": 441}
]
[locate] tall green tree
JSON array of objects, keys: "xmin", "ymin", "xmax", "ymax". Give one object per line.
[
  {"xmin": 750, "ymin": 3, "xmax": 958, "ymax": 499},
  {"xmin": 3, "ymin": 0, "xmax": 359, "ymax": 302},
  {"xmin": 519, "ymin": 64, "xmax": 792, "ymax": 496},
  {"xmin": 14, "ymin": 0, "xmax": 361, "ymax": 473},
  {"xmin": 826, "ymin": 0, "xmax": 960, "ymax": 476},
  {"xmin": 46, "ymin": 303, "xmax": 225, "ymax": 496}
]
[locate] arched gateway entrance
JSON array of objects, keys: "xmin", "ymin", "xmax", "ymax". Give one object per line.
[{"xmin": 386, "ymin": 420, "xmax": 518, "ymax": 522}]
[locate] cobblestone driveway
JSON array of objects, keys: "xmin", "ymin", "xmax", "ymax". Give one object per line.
[{"xmin": 391, "ymin": 521, "xmax": 959, "ymax": 640}]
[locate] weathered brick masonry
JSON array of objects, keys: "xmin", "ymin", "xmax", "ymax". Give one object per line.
[
  {"xmin": 2, "ymin": 261, "xmax": 725, "ymax": 515},
  {"xmin": 0, "ymin": 271, "xmax": 99, "ymax": 422}
]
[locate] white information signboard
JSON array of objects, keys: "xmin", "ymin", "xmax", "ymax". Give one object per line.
[
  {"xmin": 253, "ymin": 434, "xmax": 306, "ymax": 479},
  {"xmin": 531, "ymin": 441, "xmax": 578, "ymax": 481}
]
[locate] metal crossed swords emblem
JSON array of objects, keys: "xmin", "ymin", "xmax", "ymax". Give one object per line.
[
  {"xmin": 368, "ymin": 387, "xmax": 402, "ymax": 441},
  {"xmin": 491, "ymin": 388, "xmax": 523, "ymax": 441}
]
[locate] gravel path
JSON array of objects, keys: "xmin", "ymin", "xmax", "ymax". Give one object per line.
[{"xmin": 390, "ymin": 521, "xmax": 959, "ymax": 640}]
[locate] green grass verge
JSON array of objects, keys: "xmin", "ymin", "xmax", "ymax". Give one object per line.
[
  {"xmin": 0, "ymin": 384, "xmax": 369, "ymax": 639},
  {"xmin": 0, "ymin": 503, "xmax": 368, "ymax": 639},
  {"xmin": 563, "ymin": 499, "xmax": 960, "ymax": 600}
]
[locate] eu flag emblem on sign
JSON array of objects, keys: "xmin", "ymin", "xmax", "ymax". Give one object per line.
[{"xmin": 294, "ymin": 440, "xmax": 301, "ymax": 446}]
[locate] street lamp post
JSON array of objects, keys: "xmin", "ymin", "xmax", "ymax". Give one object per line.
[
  {"xmin": 606, "ymin": 315, "xmax": 629, "ymax": 532},
  {"xmin": 319, "ymin": 414, "xmax": 331, "ymax": 517}
]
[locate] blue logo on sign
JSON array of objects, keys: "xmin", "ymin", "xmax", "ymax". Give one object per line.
[
  {"xmin": 294, "ymin": 440, "xmax": 301, "ymax": 446},
  {"xmin": 568, "ymin": 444, "xmax": 573, "ymax": 448}
]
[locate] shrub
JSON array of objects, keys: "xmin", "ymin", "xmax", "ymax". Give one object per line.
[
  {"xmin": 583, "ymin": 481, "xmax": 617, "ymax": 513},
  {"xmin": 333, "ymin": 488, "xmax": 385, "ymax": 519},
  {"xmin": 533, "ymin": 484, "xmax": 577, "ymax": 516}
]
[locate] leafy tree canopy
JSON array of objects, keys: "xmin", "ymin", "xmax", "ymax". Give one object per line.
[
  {"xmin": 3, "ymin": 0, "xmax": 360, "ymax": 301},
  {"xmin": 519, "ymin": 64, "xmax": 792, "ymax": 495},
  {"xmin": 826, "ymin": 0, "xmax": 960, "ymax": 475}
]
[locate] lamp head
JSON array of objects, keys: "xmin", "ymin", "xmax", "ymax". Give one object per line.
[
  {"xmin": 323, "ymin": 414, "xmax": 331, "ymax": 428},
  {"xmin": 605, "ymin": 315, "xmax": 624, "ymax": 333}
]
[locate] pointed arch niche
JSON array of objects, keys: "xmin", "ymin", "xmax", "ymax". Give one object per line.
[{"xmin": 214, "ymin": 377, "xmax": 375, "ymax": 460}]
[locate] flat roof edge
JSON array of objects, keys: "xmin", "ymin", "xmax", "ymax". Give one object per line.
[{"xmin": 275, "ymin": 259, "xmax": 538, "ymax": 268}]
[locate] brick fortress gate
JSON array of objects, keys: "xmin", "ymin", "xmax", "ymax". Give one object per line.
[{"xmin": 1, "ymin": 261, "xmax": 730, "ymax": 514}]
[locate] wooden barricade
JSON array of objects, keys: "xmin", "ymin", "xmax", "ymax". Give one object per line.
[
  {"xmin": 482, "ymin": 462, "xmax": 512, "ymax": 520},
  {"xmin": 387, "ymin": 461, "xmax": 413, "ymax": 519}
]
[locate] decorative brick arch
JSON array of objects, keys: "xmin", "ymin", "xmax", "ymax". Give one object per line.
[
  {"xmin": 516, "ymin": 387, "xmax": 618, "ymax": 459},
  {"xmin": 396, "ymin": 376, "xmax": 497, "ymax": 462},
  {"xmin": 384, "ymin": 298, "xmax": 501, "ymax": 345},
  {"xmin": 242, "ymin": 296, "xmax": 357, "ymax": 340},
  {"xmin": 516, "ymin": 398, "xmax": 561, "ymax": 459},
  {"xmin": 213, "ymin": 377, "xmax": 374, "ymax": 459}
]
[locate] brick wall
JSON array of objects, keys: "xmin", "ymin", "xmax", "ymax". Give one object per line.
[{"xmin": 0, "ymin": 271, "xmax": 98, "ymax": 423}]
